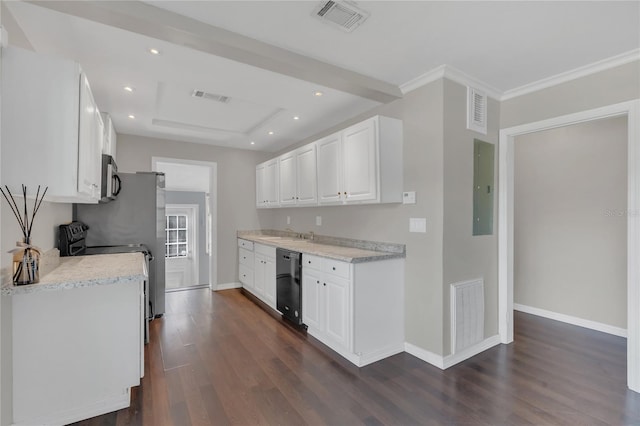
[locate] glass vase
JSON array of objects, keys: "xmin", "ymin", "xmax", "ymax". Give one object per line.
[{"xmin": 12, "ymin": 240, "xmax": 40, "ymax": 285}]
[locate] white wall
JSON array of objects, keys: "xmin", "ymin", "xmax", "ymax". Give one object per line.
[{"xmin": 514, "ymin": 116, "xmax": 628, "ymax": 328}]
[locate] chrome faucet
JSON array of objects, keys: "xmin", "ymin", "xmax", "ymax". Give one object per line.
[
  {"xmin": 285, "ymin": 227, "xmax": 302, "ymax": 239},
  {"xmin": 307, "ymin": 231, "xmax": 315, "ymax": 241}
]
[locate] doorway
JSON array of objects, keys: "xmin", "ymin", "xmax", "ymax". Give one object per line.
[
  {"xmin": 498, "ymin": 100, "xmax": 640, "ymax": 391},
  {"xmin": 152, "ymin": 157, "xmax": 218, "ymax": 291},
  {"xmin": 165, "ymin": 205, "xmax": 199, "ymax": 290}
]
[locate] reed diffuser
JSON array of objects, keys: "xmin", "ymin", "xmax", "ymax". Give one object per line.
[{"xmin": 0, "ymin": 185, "xmax": 48, "ymax": 285}]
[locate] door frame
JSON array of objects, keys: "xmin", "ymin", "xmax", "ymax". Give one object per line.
[
  {"xmin": 498, "ymin": 99, "xmax": 640, "ymax": 391},
  {"xmin": 165, "ymin": 204, "xmax": 199, "ymax": 289},
  {"xmin": 152, "ymin": 157, "xmax": 218, "ymax": 291}
]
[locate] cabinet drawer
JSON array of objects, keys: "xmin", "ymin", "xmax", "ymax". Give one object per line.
[
  {"xmin": 238, "ymin": 239, "xmax": 254, "ymax": 250},
  {"xmin": 239, "ymin": 248, "xmax": 254, "ymax": 267},
  {"xmin": 255, "ymin": 243, "xmax": 276, "ymax": 258},
  {"xmin": 239, "ymin": 264, "xmax": 254, "ymax": 286},
  {"xmin": 323, "ymin": 259, "xmax": 351, "ymax": 279},
  {"xmin": 303, "ymin": 254, "xmax": 323, "ymax": 270}
]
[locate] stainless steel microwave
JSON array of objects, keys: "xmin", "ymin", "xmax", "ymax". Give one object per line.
[{"xmin": 100, "ymin": 154, "xmax": 121, "ymax": 202}]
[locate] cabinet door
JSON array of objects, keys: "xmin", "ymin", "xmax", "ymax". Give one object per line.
[
  {"xmin": 302, "ymin": 268, "xmax": 323, "ymax": 331},
  {"xmin": 264, "ymin": 256, "xmax": 276, "ymax": 309},
  {"xmin": 254, "ymin": 253, "xmax": 266, "ymax": 297},
  {"xmin": 278, "ymin": 152, "xmax": 297, "ymax": 205},
  {"xmin": 296, "ymin": 144, "xmax": 317, "ymax": 205},
  {"xmin": 342, "ymin": 118, "xmax": 378, "ymax": 202},
  {"xmin": 316, "ymin": 133, "xmax": 343, "ymax": 204},
  {"xmin": 324, "ymin": 275, "xmax": 350, "ymax": 351},
  {"xmin": 256, "ymin": 163, "xmax": 266, "ymax": 207},
  {"xmin": 77, "ymin": 73, "xmax": 102, "ymax": 200},
  {"xmin": 264, "ymin": 159, "xmax": 280, "ymax": 207}
]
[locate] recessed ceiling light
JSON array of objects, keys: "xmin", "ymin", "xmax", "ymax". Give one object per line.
[
  {"xmin": 123, "ymin": 86, "xmax": 134, "ymax": 92},
  {"xmin": 268, "ymin": 131, "xmax": 274, "ymax": 135},
  {"xmin": 149, "ymin": 48, "xmax": 160, "ymax": 55},
  {"xmin": 293, "ymin": 116, "xmax": 300, "ymax": 120},
  {"xmin": 314, "ymin": 91, "xmax": 323, "ymax": 97},
  {"xmin": 250, "ymin": 141, "xmax": 255, "ymax": 145},
  {"xmin": 128, "ymin": 114, "xmax": 136, "ymax": 119}
]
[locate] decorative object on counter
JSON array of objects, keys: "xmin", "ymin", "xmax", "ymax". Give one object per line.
[{"xmin": 0, "ymin": 185, "xmax": 48, "ymax": 285}]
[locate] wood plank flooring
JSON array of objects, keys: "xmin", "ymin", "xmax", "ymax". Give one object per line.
[{"xmin": 73, "ymin": 288, "xmax": 640, "ymax": 425}]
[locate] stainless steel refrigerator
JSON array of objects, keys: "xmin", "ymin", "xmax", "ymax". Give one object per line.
[{"xmin": 74, "ymin": 172, "xmax": 166, "ymax": 317}]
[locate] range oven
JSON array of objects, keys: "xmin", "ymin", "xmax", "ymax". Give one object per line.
[{"xmin": 59, "ymin": 221, "xmax": 152, "ymax": 343}]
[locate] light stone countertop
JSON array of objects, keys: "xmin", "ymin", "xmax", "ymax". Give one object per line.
[
  {"xmin": 238, "ymin": 231, "xmax": 405, "ymax": 263},
  {"xmin": 1, "ymin": 252, "xmax": 148, "ymax": 296}
]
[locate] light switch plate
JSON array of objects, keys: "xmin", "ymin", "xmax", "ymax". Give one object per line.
[
  {"xmin": 403, "ymin": 191, "xmax": 416, "ymax": 204},
  {"xmin": 316, "ymin": 216, "xmax": 322, "ymax": 226},
  {"xmin": 409, "ymin": 217, "xmax": 427, "ymax": 233}
]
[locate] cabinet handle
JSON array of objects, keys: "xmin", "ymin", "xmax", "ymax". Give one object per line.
[
  {"xmin": 316, "ymin": 280, "xmax": 319, "ymax": 284},
  {"xmin": 308, "ymin": 261, "xmax": 311, "ymax": 264},
  {"xmin": 338, "ymin": 192, "xmax": 341, "ymax": 195},
  {"xmin": 323, "ymin": 283, "xmax": 326, "ymax": 286},
  {"xmin": 332, "ymin": 267, "xmax": 336, "ymax": 271}
]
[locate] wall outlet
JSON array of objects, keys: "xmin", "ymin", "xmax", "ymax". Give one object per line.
[
  {"xmin": 316, "ymin": 216, "xmax": 322, "ymax": 226},
  {"xmin": 286, "ymin": 216, "xmax": 291, "ymax": 225},
  {"xmin": 409, "ymin": 217, "xmax": 427, "ymax": 233},
  {"xmin": 403, "ymin": 191, "xmax": 416, "ymax": 204}
]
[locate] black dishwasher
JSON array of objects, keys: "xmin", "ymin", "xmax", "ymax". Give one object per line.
[{"xmin": 276, "ymin": 248, "xmax": 303, "ymax": 325}]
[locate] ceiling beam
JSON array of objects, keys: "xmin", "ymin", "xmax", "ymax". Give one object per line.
[{"xmin": 29, "ymin": 0, "xmax": 403, "ymax": 103}]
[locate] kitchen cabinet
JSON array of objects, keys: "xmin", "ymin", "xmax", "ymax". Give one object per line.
[
  {"xmin": 302, "ymin": 253, "xmax": 405, "ymax": 367},
  {"xmin": 279, "ymin": 143, "xmax": 318, "ymax": 206},
  {"xmin": 1, "ymin": 46, "xmax": 104, "ymax": 203},
  {"xmin": 256, "ymin": 159, "xmax": 279, "ymax": 208},
  {"xmin": 238, "ymin": 239, "xmax": 255, "ymax": 290},
  {"xmin": 101, "ymin": 112, "xmax": 117, "ymax": 158},
  {"xmin": 238, "ymin": 239, "xmax": 276, "ymax": 310},
  {"xmin": 317, "ymin": 116, "xmax": 403, "ymax": 205},
  {"xmin": 254, "ymin": 243, "xmax": 276, "ymax": 309}
]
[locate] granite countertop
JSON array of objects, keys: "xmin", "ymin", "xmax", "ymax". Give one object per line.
[
  {"xmin": 1, "ymin": 252, "xmax": 148, "ymax": 296},
  {"xmin": 238, "ymin": 231, "xmax": 405, "ymax": 263}
]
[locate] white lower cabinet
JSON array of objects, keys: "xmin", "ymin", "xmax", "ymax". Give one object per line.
[
  {"xmin": 238, "ymin": 239, "xmax": 276, "ymax": 310},
  {"xmin": 302, "ymin": 254, "xmax": 405, "ymax": 367}
]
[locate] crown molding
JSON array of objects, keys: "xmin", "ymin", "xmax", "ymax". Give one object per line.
[
  {"xmin": 399, "ymin": 65, "xmax": 447, "ymax": 95},
  {"xmin": 400, "ymin": 64, "xmax": 502, "ymax": 100},
  {"xmin": 501, "ymin": 48, "xmax": 640, "ymax": 101}
]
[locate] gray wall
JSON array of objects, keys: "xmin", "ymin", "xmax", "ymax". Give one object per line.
[
  {"xmin": 501, "ymin": 61, "xmax": 640, "ymax": 128},
  {"xmin": 514, "ymin": 116, "xmax": 627, "ymax": 328},
  {"xmin": 165, "ymin": 191, "xmax": 210, "ymax": 285},
  {"xmin": 115, "ymin": 134, "xmax": 273, "ymax": 286},
  {"xmin": 442, "ymin": 79, "xmax": 500, "ymax": 355},
  {"xmin": 268, "ymin": 81, "xmax": 447, "ymax": 355}
]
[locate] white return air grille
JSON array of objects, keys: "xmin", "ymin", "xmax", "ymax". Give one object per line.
[
  {"xmin": 467, "ymin": 86, "xmax": 487, "ymax": 135},
  {"xmin": 451, "ymin": 278, "xmax": 484, "ymax": 354},
  {"xmin": 313, "ymin": 1, "xmax": 370, "ymax": 32}
]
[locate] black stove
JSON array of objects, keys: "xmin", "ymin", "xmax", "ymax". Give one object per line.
[{"xmin": 59, "ymin": 222, "xmax": 151, "ymax": 259}]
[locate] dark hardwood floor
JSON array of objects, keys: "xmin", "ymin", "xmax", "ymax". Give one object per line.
[{"xmin": 73, "ymin": 288, "xmax": 640, "ymax": 425}]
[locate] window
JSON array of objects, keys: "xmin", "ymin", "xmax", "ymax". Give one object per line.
[{"xmin": 165, "ymin": 214, "xmax": 188, "ymax": 258}]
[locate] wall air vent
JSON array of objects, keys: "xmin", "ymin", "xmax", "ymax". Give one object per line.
[
  {"xmin": 191, "ymin": 90, "xmax": 230, "ymax": 104},
  {"xmin": 467, "ymin": 86, "xmax": 487, "ymax": 135},
  {"xmin": 313, "ymin": 1, "xmax": 370, "ymax": 33}
]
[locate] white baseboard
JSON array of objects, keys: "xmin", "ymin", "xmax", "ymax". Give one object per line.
[
  {"xmin": 357, "ymin": 342, "xmax": 405, "ymax": 367},
  {"xmin": 443, "ymin": 335, "xmax": 501, "ymax": 369},
  {"xmin": 404, "ymin": 342, "xmax": 445, "ymax": 369},
  {"xmin": 405, "ymin": 335, "xmax": 501, "ymax": 370},
  {"xmin": 215, "ymin": 282, "xmax": 242, "ymax": 291},
  {"xmin": 514, "ymin": 303, "xmax": 627, "ymax": 338}
]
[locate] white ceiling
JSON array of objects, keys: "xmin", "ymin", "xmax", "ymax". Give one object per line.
[{"xmin": 5, "ymin": 1, "xmax": 639, "ymax": 153}]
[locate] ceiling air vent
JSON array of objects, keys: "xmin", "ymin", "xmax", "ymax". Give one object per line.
[
  {"xmin": 313, "ymin": 1, "xmax": 370, "ymax": 33},
  {"xmin": 467, "ymin": 86, "xmax": 487, "ymax": 135},
  {"xmin": 191, "ymin": 90, "xmax": 230, "ymax": 104}
]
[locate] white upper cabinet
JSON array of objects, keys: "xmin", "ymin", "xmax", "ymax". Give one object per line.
[
  {"xmin": 101, "ymin": 112, "xmax": 117, "ymax": 159},
  {"xmin": 278, "ymin": 143, "xmax": 318, "ymax": 207},
  {"xmin": 255, "ymin": 115, "xmax": 402, "ymax": 209},
  {"xmin": 295, "ymin": 143, "xmax": 317, "ymax": 205},
  {"xmin": 1, "ymin": 47, "xmax": 103, "ymax": 203},
  {"xmin": 278, "ymin": 151, "xmax": 296, "ymax": 206},
  {"xmin": 318, "ymin": 116, "xmax": 403, "ymax": 205},
  {"xmin": 256, "ymin": 158, "xmax": 279, "ymax": 208}
]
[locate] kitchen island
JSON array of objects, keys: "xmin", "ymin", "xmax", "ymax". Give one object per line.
[
  {"xmin": 2, "ymin": 252, "xmax": 147, "ymax": 426},
  {"xmin": 237, "ymin": 230, "xmax": 405, "ymax": 367}
]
